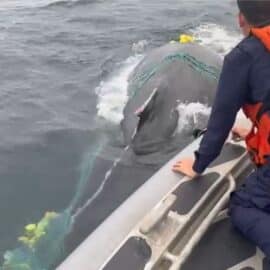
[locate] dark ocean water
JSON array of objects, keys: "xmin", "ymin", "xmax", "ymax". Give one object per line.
[{"xmin": 0, "ymin": 0, "xmax": 240, "ymax": 265}]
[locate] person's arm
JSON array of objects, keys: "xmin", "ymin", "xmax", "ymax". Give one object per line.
[{"xmin": 192, "ymin": 47, "xmax": 251, "ymax": 174}]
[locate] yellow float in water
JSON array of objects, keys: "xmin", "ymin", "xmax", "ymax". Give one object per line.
[
  {"xmin": 170, "ymin": 34, "xmax": 195, "ymax": 44},
  {"xmin": 18, "ymin": 211, "xmax": 58, "ymax": 249},
  {"xmin": 179, "ymin": 34, "xmax": 195, "ymax": 44}
]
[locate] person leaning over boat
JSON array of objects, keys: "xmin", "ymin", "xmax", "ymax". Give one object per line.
[{"xmin": 173, "ymin": 0, "xmax": 270, "ymax": 258}]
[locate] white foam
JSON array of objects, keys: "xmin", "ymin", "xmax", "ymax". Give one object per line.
[
  {"xmin": 191, "ymin": 23, "xmax": 242, "ymax": 56},
  {"xmin": 95, "ymin": 53, "xmax": 144, "ymax": 124},
  {"xmin": 131, "ymin": 40, "xmax": 148, "ymax": 55},
  {"xmin": 176, "ymin": 102, "xmax": 211, "ymax": 133}
]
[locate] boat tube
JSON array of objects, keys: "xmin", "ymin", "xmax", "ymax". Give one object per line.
[{"xmin": 58, "ymin": 121, "xmax": 267, "ymax": 270}]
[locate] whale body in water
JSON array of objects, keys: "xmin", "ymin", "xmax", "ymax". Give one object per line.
[{"xmin": 122, "ymin": 42, "xmax": 222, "ymax": 164}]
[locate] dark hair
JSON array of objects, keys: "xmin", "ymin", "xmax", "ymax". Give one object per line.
[{"xmin": 237, "ymin": 0, "xmax": 270, "ymax": 27}]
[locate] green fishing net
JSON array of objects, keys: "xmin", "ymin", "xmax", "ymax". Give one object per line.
[
  {"xmin": 129, "ymin": 51, "xmax": 220, "ymax": 97},
  {"xmin": 2, "ymin": 211, "xmax": 71, "ymax": 270},
  {"xmin": 1, "ymin": 136, "xmax": 107, "ymax": 270}
]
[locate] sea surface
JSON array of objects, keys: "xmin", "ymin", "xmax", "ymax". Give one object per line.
[{"xmin": 0, "ymin": 0, "xmax": 242, "ymax": 266}]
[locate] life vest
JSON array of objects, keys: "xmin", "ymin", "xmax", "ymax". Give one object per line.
[
  {"xmin": 251, "ymin": 26, "xmax": 270, "ymax": 51},
  {"xmin": 242, "ymin": 102, "xmax": 270, "ymax": 166},
  {"xmin": 241, "ymin": 27, "xmax": 270, "ymax": 166}
]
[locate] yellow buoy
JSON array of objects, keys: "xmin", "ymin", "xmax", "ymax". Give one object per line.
[
  {"xmin": 25, "ymin": 224, "xmax": 36, "ymax": 233},
  {"xmin": 179, "ymin": 34, "xmax": 195, "ymax": 44}
]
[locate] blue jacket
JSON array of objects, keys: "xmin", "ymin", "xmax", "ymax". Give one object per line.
[{"xmin": 193, "ymin": 35, "xmax": 270, "ymax": 174}]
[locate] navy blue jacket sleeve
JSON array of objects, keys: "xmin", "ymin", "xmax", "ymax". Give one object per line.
[{"xmin": 193, "ymin": 47, "xmax": 251, "ymax": 174}]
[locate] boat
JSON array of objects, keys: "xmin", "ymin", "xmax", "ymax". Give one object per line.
[{"xmin": 57, "ymin": 115, "xmax": 267, "ymax": 270}]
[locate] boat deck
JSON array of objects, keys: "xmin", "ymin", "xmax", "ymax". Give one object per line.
[{"xmin": 101, "ymin": 142, "xmax": 266, "ymax": 270}]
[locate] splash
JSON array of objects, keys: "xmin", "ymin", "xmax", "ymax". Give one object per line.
[
  {"xmin": 131, "ymin": 40, "xmax": 148, "ymax": 55},
  {"xmin": 191, "ymin": 23, "xmax": 241, "ymax": 56},
  {"xmin": 176, "ymin": 102, "xmax": 211, "ymax": 134},
  {"xmin": 95, "ymin": 54, "xmax": 144, "ymax": 124}
]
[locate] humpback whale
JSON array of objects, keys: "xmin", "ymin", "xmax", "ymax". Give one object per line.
[{"xmin": 122, "ymin": 42, "xmax": 222, "ymax": 159}]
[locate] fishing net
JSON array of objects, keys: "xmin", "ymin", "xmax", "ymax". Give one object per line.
[
  {"xmin": 1, "ymin": 40, "xmax": 221, "ymax": 270},
  {"xmin": 2, "ymin": 211, "xmax": 71, "ymax": 270},
  {"xmin": 129, "ymin": 51, "xmax": 220, "ymax": 98},
  {"xmin": 1, "ymin": 135, "xmax": 107, "ymax": 270}
]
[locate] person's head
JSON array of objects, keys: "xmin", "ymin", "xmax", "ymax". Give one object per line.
[{"xmin": 237, "ymin": 0, "xmax": 270, "ymax": 36}]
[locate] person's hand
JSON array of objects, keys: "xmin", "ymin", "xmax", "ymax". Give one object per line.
[
  {"xmin": 172, "ymin": 158, "xmax": 198, "ymax": 178},
  {"xmin": 232, "ymin": 126, "xmax": 250, "ymax": 141}
]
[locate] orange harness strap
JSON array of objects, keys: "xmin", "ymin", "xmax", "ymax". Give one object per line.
[{"xmin": 243, "ymin": 103, "xmax": 270, "ymax": 166}]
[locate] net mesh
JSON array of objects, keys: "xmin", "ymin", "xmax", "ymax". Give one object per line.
[
  {"xmin": 1, "ymin": 136, "xmax": 107, "ymax": 270},
  {"xmin": 129, "ymin": 52, "xmax": 220, "ymax": 97}
]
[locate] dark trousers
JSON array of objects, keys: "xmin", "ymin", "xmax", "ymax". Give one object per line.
[{"xmin": 229, "ymin": 164, "xmax": 270, "ymax": 258}]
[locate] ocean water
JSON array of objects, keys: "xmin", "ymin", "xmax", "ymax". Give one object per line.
[{"xmin": 0, "ymin": 0, "xmax": 242, "ymax": 266}]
